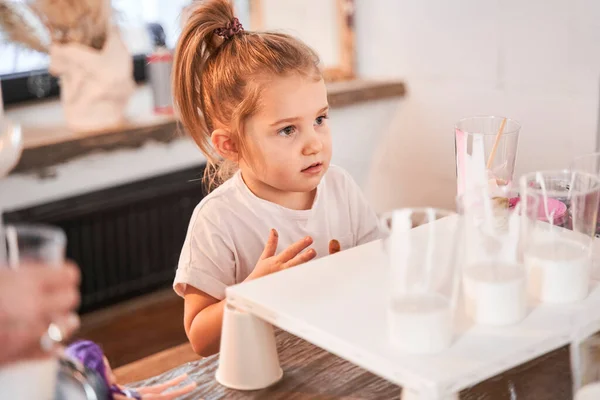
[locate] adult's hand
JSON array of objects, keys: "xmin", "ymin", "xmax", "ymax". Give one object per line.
[{"xmin": 0, "ymin": 262, "xmax": 81, "ymax": 365}]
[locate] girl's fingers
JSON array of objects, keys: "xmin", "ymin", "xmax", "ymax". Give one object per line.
[
  {"xmin": 283, "ymin": 248, "xmax": 316, "ymax": 269},
  {"xmin": 277, "ymin": 236, "xmax": 313, "ymax": 263},
  {"xmin": 0, "ymin": 320, "xmax": 48, "ymax": 364},
  {"xmin": 328, "ymin": 239, "xmax": 341, "ymax": 255},
  {"xmin": 151, "ymin": 382, "xmax": 197, "ymax": 400},
  {"xmin": 43, "ymin": 288, "xmax": 80, "ymax": 316},
  {"xmin": 38, "ymin": 262, "xmax": 81, "ymax": 292},
  {"xmin": 259, "ymin": 229, "xmax": 279, "ymax": 260},
  {"xmin": 136, "ymin": 374, "xmax": 189, "ymax": 394},
  {"xmin": 54, "ymin": 313, "xmax": 80, "ymax": 341}
]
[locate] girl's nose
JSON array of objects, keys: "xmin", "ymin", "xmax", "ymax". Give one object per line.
[{"xmin": 302, "ymin": 129, "xmax": 323, "ymax": 155}]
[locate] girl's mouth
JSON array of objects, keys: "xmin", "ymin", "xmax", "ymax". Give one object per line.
[{"xmin": 302, "ymin": 162, "xmax": 323, "ymax": 174}]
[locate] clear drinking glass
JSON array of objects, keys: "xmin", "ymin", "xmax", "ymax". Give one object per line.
[
  {"xmin": 457, "ymin": 187, "xmax": 537, "ymax": 326},
  {"xmin": 0, "ymin": 224, "xmax": 67, "ymax": 400},
  {"xmin": 455, "ymin": 116, "xmax": 521, "ymax": 198},
  {"xmin": 520, "ymin": 170, "xmax": 600, "ymax": 304},
  {"xmin": 1, "ymin": 224, "xmax": 66, "ymax": 267},
  {"xmin": 381, "ymin": 208, "xmax": 460, "ymax": 354},
  {"xmin": 572, "ymin": 152, "xmax": 600, "ymax": 238}
]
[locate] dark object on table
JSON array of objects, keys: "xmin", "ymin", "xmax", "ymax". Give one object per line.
[
  {"xmin": 55, "ymin": 356, "xmax": 108, "ymax": 400},
  {"xmin": 65, "ymin": 339, "xmax": 196, "ymax": 399}
]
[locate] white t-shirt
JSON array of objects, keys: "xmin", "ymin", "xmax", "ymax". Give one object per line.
[{"xmin": 173, "ymin": 165, "xmax": 382, "ymax": 300}]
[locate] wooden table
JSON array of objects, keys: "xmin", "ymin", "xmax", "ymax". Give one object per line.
[{"xmin": 116, "ymin": 330, "xmax": 573, "ymax": 400}]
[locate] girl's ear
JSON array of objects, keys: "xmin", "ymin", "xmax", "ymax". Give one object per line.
[{"xmin": 211, "ymin": 129, "xmax": 239, "ymax": 162}]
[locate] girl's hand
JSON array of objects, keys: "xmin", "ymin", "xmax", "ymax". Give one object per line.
[
  {"xmin": 0, "ymin": 262, "xmax": 80, "ymax": 365},
  {"xmin": 246, "ymin": 229, "xmax": 316, "ymax": 280},
  {"xmin": 115, "ymin": 374, "xmax": 198, "ymax": 400}
]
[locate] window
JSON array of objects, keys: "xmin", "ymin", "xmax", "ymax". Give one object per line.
[{"xmin": 0, "ymin": 0, "xmax": 195, "ymax": 104}]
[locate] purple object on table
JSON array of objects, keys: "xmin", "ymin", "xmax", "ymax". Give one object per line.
[{"xmin": 65, "ymin": 340, "xmax": 141, "ymax": 400}]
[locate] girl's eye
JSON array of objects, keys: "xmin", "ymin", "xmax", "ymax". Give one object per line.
[
  {"xmin": 277, "ymin": 125, "xmax": 296, "ymax": 137},
  {"xmin": 315, "ymin": 114, "xmax": 329, "ymax": 126}
]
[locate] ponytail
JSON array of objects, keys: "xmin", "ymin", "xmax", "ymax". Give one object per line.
[{"xmin": 173, "ymin": 0, "xmax": 321, "ymax": 192}]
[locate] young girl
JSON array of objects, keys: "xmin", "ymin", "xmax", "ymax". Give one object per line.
[{"xmin": 173, "ymin": 0, "xmax": 382, "ymax": 356}]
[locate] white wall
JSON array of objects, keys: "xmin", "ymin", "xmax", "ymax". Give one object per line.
[
  {"xmin": 330, "ymin": 99, "xmax": 399, "ymax": 190},
  {"xmin": 260, "ymin": 0, "xmax": 340, "ymax": 67},
  {"xmin": 356, "ymin": 0, "xmax": 600, "ymax": 211}
]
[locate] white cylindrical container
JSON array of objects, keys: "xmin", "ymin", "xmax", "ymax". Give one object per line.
[
  {"xmin": 463, "ymin": 263, "xmax": 526, "ymax": 326},
  {"xmin": 389, "ymin": 294, "xmax": 453, "ymax": 354},
  {"xmin": 525, "ymin": 239, "xmax": 590, "ymax": 303}
]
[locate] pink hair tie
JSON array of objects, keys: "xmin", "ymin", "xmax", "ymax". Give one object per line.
[{"xmin": 215, "ymin": 17, "xmax": 244, "ymax": 40}]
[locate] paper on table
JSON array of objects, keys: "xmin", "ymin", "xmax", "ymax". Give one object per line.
[
  {"xmin": 455, "ymin": 128, "xmax": 467, "ymax": 197},
  {"xmin": 457, "ymin": 127, "xmax": 511, "ymax": 201},
  {"xmin": 459, "ymin": 134, "xmax": 490, "ymax": 201}
]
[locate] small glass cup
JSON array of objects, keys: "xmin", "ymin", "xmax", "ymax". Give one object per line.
[
  {"xmin": 520, "ymin": 170, "xmax": 600, "ymax": 304},
  {"xmin": 1, "ymin": 224, "xmax": 66, "ymax": 267},
  {"xmin": 0, "ymin": 224, "xmax": 67, "ymax": 400},
  {"xmin": 455, "ymin": 116, "xmax": 521, "ymax": 198},
  {"xmin": 381, "ymin": 208, "xmax": 460, "ymax": 354},
  {"xmin": 457, "ymin": 187, "xmax": 538, "ymax": 326},
  {"xmin": 571, "ymin": 152, "xmax": 600, "ymax": 238}
]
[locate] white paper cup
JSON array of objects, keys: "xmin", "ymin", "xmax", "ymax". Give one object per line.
[
  {"xmin": 0, "ymin": 358, "xmax": 58, "ymax": 400},
  {"xmin": 216, "ymin": 304, "xmax": 283, "ymax": 390},
  {"xmin": 525, "ymin": 238, "xmax": 591, "ymax": 304},
  {"xmin": 463, "ymin": 263, "xmax": 526, "ymax": 326}
]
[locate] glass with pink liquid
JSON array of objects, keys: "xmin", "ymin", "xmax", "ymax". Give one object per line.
[
  {"xmin": 572, "ymin": 152, "xmax": 600, "ymax": 238},
  {"xmin": 520, "ymin": 170, "xmax": 600, "ymax": 304}
]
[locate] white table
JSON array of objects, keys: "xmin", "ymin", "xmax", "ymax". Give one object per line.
[{"xmin": 226, "ymin": 219, "xmax": 600, "ymax": 399}]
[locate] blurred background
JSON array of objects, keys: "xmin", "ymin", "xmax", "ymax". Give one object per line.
[{"xmin": 0, "ymin": 0, "xmax": 598, "ymax": 369}]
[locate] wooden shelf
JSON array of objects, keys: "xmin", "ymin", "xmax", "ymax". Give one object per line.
[{"xmin": 5, "ymin": 80, "xmax": 405, "ymax": 175}]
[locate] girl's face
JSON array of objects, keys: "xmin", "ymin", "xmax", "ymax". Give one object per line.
[{"xmin": 240, "ymin": 74, "xmax": 332, "ymax": 197}]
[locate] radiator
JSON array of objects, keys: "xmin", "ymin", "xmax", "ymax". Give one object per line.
[{"xmin": 4, "ymin": 165, "xmax": 206, "ymax": 313}]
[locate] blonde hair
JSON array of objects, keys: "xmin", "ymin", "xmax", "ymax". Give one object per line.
[{"xmin": 172, "ymin": 0, "xmax": 321, "ymax": 191}]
